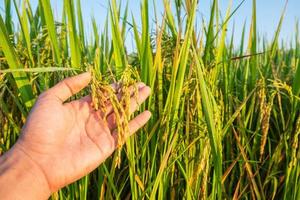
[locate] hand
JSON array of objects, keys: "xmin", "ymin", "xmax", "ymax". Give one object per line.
[{"xmin": 0, "ymin": 72, "xmax": 151, "ymax": 199}]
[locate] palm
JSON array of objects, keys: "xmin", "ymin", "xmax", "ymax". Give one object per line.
[{"xmin": 16, "ymin": 72, "xmax": 151, "ymax": 192}]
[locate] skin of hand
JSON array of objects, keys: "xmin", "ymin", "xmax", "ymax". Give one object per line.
[{"xmin": 0, "ymin": 72, "xmax": 151, "ymax": 199}]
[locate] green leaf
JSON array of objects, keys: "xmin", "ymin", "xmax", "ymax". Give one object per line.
[
  {"xmin": 64, "ymin": 0, "xmax": 81, "ymax": 68},
  {"xmin": 39, "ymin": 0, "xmax": 61, "ymax": 64},
  {"xmin": 0, "ymin": 15, "xmax": 34, "ymax": 109}
]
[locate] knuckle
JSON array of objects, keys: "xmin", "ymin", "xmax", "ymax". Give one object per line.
[{"xmin": 38, "ymin": 91, "xmax": 49, "ymax": 101}]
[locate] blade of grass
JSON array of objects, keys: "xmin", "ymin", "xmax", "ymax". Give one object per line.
[
  {"xmin": 0, "ymin": 15, "xmax": 34, "ymax": 109},
  {"xmin": 193, "ymin": 48, "xmax": 222, "ymax": 199},
  {"xmin": 110, "ymin": 0, "xmax": 127, "ymax": 78},
  {"xmin": 0, "ymin": 67, "xmax": 78, "ymax": 73},
  {"xmin": 12, "ymin": 0, "xmax": 34, "ymax": 65},
  {"xmin": 39, "ymin": 0, "xmax": 61, "ymax": 64},
  {"xmin": 76, "ymin": 0, "xmax": 85, "ymax": 47},
  {"xmin": 64, "ymin": 0, "xmax": 81, "ymax": 68}
]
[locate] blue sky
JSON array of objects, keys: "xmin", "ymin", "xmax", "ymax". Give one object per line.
[{"xmin": 1, "ymin": 0, "xmax": 299, "ymax": 50}]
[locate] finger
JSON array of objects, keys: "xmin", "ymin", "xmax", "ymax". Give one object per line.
[
  {"xmin": 112, "ymin": 110, "xmax": 151, "ymax": 146},
  {"xmin": 46, "ymin": 72, "xmax": 91, "ymax": 102},
  {"xmin": 106, "ymin": 85, "xmax": 151, "ymax": 130}
]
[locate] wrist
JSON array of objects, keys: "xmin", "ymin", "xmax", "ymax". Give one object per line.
[{"xmin": 0, "ymin": 144, "xmax": 51, "ymax": 200}]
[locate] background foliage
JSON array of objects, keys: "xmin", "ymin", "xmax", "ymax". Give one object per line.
[{"xmin": 0, "ymin": 0, "xmax": 300, "ymax": 199}]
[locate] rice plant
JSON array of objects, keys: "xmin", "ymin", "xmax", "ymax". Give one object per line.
[{"xmin": 0, "ymin": 0, "xmax": 299, "ymax": 199}]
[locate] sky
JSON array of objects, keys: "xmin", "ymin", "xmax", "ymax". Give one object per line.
[{"xmin": 1, "ymin": 0, "xmax": 299, "ymax": 50}]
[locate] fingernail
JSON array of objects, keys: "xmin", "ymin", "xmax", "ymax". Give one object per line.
[
  {"xmin": 144, "ymin": 86, "xmax": 151, "ymax": 94},
  {"xmin": 145, "ymin": 110, "xmax": 152, "ymax": 118}
]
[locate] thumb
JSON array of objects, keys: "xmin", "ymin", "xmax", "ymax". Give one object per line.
[{"xmin": 45, "ymin": 72, "xmax": 91, "ymax": 102}]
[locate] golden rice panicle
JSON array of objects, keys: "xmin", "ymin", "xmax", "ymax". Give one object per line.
[
  {"xmin": 257, "ymin": 79, "xmax": 266, "ymax": 123},
  {"xmin": 114, "ymin": 65, "xmax": 140, "ymax": 168},
  {"xmin": 259, "ymin": 91, "xmax": 276, "ymax": 161},
  {"xmin": 289, "ymin": 116, "xmax": 300, "ymax": 168},
  {"xmin": 120, "ymin": 66, "xmax": 141, "ymax": 115},
  {"xmin": 90, "ymin": 65, "xmax": 140, "ymax": 168}
]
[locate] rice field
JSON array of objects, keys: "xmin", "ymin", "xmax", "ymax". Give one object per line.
[{"xmin": 0, "ymin": 0, "xmax": 300, "ymax": 199}]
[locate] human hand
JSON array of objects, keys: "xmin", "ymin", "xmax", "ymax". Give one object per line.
[{"xmin": 0, "ymin": 72, "xmax": 151, "ymax": 199}]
